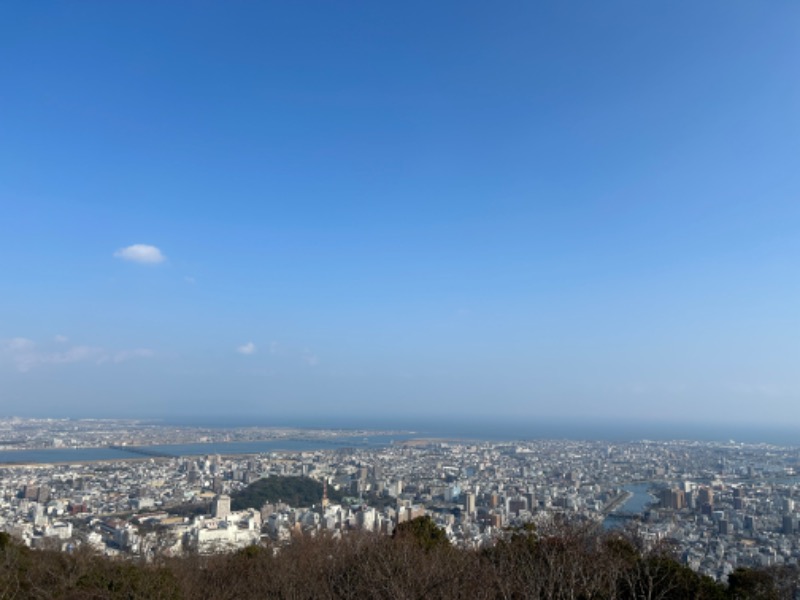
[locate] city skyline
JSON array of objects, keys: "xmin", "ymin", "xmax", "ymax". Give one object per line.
[{"xmin": 2, "ymin": 2, "xmax": 800, "ymax": 427}]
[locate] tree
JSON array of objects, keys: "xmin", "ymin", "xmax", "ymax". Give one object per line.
[
  {"xmin": 393, "ymin": 515, "xmax": 450, "ymax": 551},
  {"xmin": 727, "ymin": 567, "xmax": 780, "ymax": 600}
]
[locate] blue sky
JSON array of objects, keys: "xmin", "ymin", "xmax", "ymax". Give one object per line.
[{"xmin": 1, "ymin": 1, "xmax": 799, "ymax": 427}]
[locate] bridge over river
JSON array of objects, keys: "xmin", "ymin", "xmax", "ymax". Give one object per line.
[
  {"xmin": 603, "ymin": 511, "xmax": 641, "ymax": 521},
  {"xmin": 108, "ymin": 445, "xmax": 177, "ymax": 458},
  {"xmin": 599, "ymin": 483, "xmax": 654, "ymax": 528}
]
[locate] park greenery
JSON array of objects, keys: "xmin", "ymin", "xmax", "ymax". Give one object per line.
[{"xmin": 229, "ymin": 475, "xmax": 344, "ymax": 511}]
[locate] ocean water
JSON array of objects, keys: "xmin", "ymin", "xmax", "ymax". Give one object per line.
[
  {"xmin": 2, "ymin": 417, "xmax": 798, "ymax": 465},
  {"xmin": 163, "ymin": 415, "xmax": 800, "ymax": 445}
]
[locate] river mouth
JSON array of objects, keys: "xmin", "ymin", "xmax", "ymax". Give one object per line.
[{"xmin": 0, "ymin": 435, "xmax": 412, "ymax": 465}]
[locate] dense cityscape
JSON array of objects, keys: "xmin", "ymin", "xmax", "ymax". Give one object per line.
[{"xmin": 2, "ymin": 418, "xmax": 800, "ymax": 584}]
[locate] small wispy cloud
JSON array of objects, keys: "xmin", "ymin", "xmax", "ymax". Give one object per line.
[
  {"xmin": 237, "ymin": 339, "xmax": 318, "ymax": 365},
  {"xmin": 183, "ymin": 276, "xmax": 196, "ymax": 285},
  {"xmin": 1, "ymin": 337, "xmax": 154, "ymax": 372},
  {"xmin": 237, "ymin": 342, "xmax": 257, "ymax": 355},
  {"xmin": 109, "ymin": 348, "xmax": 155, "ymax": 363},
  {"xmin": 114, "ymin": 244, "xmax": 166, "ymax": 264},
  {"xmin": 54, "ymin": 334, "xmax": 68, "ymax": 343},
  {"xmin": 6, "ymin": 337, "xmax": 35, "ymax": 351},
  {"xmin": 301, "ymin": 348, "xmax": 319, "ymax": 367}
]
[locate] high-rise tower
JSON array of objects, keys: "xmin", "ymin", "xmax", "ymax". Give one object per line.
[{"xmin": 321, "ymin": 480, "xmax": 329, "ymax": 510}]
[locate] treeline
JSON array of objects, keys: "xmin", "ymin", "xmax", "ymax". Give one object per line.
[
  {"xmin": 230, "ymin": 475, "xmax": 343, "ymax": 511},
  {"xmin": 1, "ymin": 520, "xmax": 798, "ymax": 599}
]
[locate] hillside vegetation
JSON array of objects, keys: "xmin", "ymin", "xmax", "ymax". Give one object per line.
[{"xmin": 1, "ymin": 520, "xmax": 798, "ymax": 599}]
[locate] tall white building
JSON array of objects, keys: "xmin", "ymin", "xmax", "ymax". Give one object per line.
[
  {"xmin": 465, "ymin": 492, "xmax": 476, "ymax": 516},
  {"xmin": 213, "ymin": 494, "xmax": 231, "ymax": 520}
]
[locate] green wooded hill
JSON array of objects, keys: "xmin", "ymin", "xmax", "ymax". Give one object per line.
[{"xmin": 230, "ymin": 475, "xmax": 344, "ymax": 511}]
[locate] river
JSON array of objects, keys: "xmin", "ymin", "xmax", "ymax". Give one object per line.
[
  {"xmin": 603, "ymin": 483, "xmax": 654, "ymax": 529},
  {"xmin": 0, "ymin": 434, "xmax": 409, "ymax": 465}
]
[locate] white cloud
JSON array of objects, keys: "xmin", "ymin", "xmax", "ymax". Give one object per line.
[
  {"xmin": 184, "ymin": 276, "xmax": 196, "ymax": 285},
  {"xmin": 110, "ymin": 349, "xmax": 155, "ymax": 363},
  {"xmin": 1, "ymin": 337, "xmax": 154, "ymax": 372},
  {"xmin": 302, "ymin": 348, "xmax": 319, "ymax": 367},
  {"xmin": 6, "ymin": 337, "xmax": 35, "ymax": 351},
  {"xmin": 1, "ymin": 340, "xmax": 103, "ymax": 372},
  {"xmin": 237, "ymin": 342, "xmax": 257, "ymax": 355},
  {"xmin": 51, "ymin": 345, "xmax": 105, "ymax": 365},
  {"xmin": 54, "ymin": 335, "xmax": 68, "ymax": 343},
  {"xmin": 114, "ymin": 244, "xmax": 166, "ymax": 264},
  {"xmin": 1, "ymin": 338, "xmax": 37, "ymax": 372}
]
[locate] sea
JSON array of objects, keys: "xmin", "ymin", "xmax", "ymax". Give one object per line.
[
  {"xmin": 1, "ymin": 417, "xmax": 798, "ymax": 465},
  {"xmin": 163, "ymin": 416, "xmax": 800, "ymax": 446}
]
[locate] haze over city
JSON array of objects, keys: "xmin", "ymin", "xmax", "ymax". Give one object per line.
[{"xmin": 2, "ymin": 2, "xmax": 799, "ymax": 434}]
